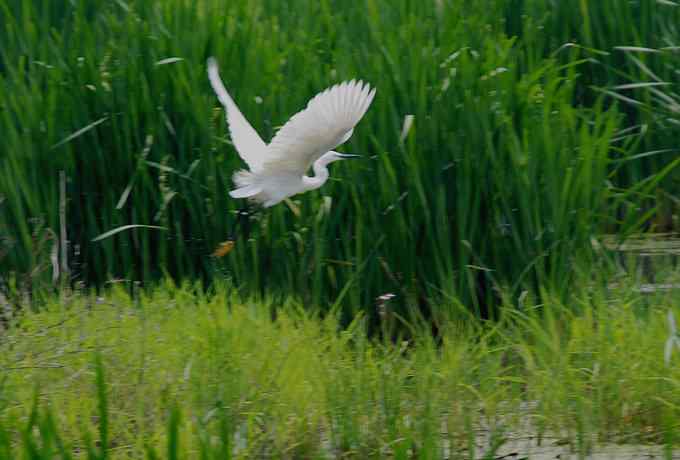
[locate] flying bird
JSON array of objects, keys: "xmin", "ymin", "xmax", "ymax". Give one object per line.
[{"xmin": 207, "ymin": 57, "xmax": 376, "ymax": 208}]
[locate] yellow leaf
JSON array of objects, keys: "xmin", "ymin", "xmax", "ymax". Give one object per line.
[{"xmin": 212, "ymin": 240, "xmax": 235, "ymax": 257}]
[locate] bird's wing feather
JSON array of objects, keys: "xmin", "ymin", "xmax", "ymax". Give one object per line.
[
  {"xmin": 262, "ymin": 80, "xmax": 376, "ymax": 174},
  {"xmin": 207, "ymin": 58, "xmax": 267, "ymax": 171}
]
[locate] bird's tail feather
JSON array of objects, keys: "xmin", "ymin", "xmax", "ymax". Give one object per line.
[
  {"xmin": 230, "ymin": 185, "xmax": 261, "ymax": 198},
  {"xmin": 229, "ymin": 170, "xmax": 262, "ymax": 198}
]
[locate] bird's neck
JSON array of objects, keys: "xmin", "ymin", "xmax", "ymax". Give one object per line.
[{"xmin": 302, "ymin": 152, "xmax": 334, "ymax": 191}]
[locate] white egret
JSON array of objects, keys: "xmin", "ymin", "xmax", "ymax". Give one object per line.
[{"xmin": 207, "ymin": 57, "xmax": 376, "ymax": 208}]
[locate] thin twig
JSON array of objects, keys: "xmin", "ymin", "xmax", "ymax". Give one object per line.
[{"xmin": 59, "ymin": 170, "xmax": 69, "ymax": 283}]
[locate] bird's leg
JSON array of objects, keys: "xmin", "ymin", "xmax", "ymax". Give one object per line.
[
  {"xmin": 228, "ymin": 203, "xmax": 257, "ymax": 241},
  {"xmin": 213, "ymin": 203, "xmax": 254, "ymax": 258}
]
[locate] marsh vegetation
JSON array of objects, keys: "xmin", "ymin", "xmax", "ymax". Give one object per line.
[{"xmin": 2, "ymin": 0, "xmax": 680, "ymax": 457}]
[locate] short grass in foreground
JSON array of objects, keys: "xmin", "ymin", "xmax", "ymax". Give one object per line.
[{"xmin": 2, "ymin": 282, "xmax": 680, "ymax": 458}]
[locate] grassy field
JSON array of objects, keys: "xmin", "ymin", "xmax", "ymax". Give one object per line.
[
  {"xmin": 2, "ymin": 0, "xmax": 680, "ymax": 318},
  {"xmin": 2, "ymin": 282, "xmax": 680, "ymax": 459}
]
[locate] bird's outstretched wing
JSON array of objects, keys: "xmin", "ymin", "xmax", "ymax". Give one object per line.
[
  {"xmin": 262, "ymin": 80, "xmax": 376, "ymax": 174},
  {"xmin": 207, "ymin": 58, "xmax": 267, "ymax": 171}
]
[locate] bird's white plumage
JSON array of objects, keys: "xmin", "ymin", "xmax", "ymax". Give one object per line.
[
  {"xmin": 262, "ymin": 79, "xmax": 376, "ymax": 174},
  {"xmin": 207, "ymin": 58, "xmax": 267, "ymax": 171},
  {"xmin": 207, "ymin": 58, "xmax": 376, "ymax": 207}
]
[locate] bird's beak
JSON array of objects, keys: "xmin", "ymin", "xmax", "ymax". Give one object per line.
[{"xmin": 335, "ymin": 153, "xmax": 361, "ymax": 159}]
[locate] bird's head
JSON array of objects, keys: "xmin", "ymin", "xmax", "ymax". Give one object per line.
[{"xmin": 316, "ymin": 151, "xmax": 360, "ymax": 169}]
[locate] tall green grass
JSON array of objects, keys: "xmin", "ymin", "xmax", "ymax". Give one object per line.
[
  {"xmin": 1, "ymin": 0, "xmax": 679, "ymax": 317},
  {"xmin": 2, "ymin": 283, "xmax": 680, "ymax": 458}
]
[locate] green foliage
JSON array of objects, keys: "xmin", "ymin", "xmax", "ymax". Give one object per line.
[
  {"xmin": 2, "ymin": 284, "xmax": 680, "ymax": 457},
  {"xmin": 1, "ymin": 0, "xmax": 679, "ymax": 318}
]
